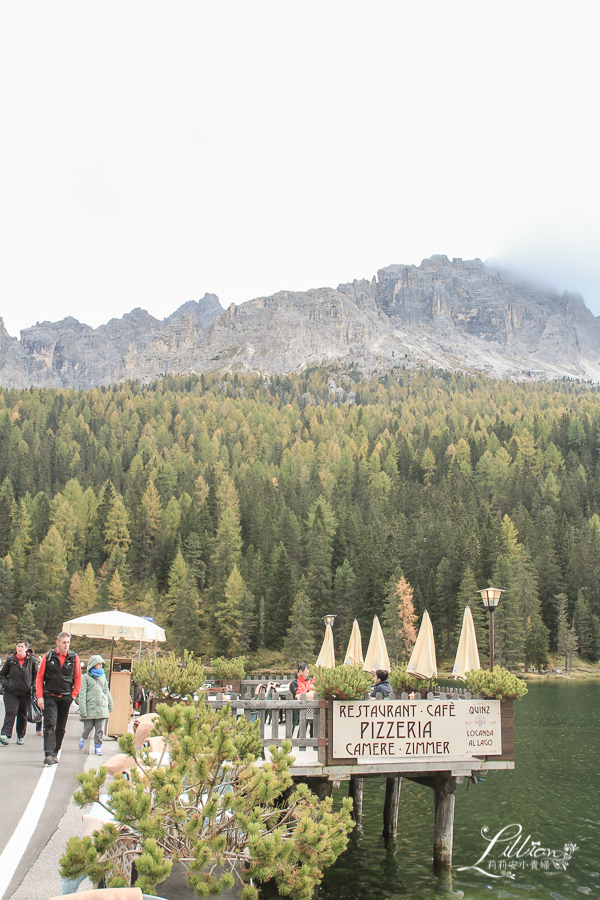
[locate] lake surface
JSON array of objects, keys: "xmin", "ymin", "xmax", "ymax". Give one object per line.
[{"xmin": 317, "ymin": 681, "xmax": 599, "ymax": 900}]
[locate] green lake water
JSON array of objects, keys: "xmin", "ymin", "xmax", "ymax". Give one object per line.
[{"xmin": 317, "ymin": 681, "xmax": 600, "ymax": 900}]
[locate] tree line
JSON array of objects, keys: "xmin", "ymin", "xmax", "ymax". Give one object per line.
[{"xmin": 1, "ymin": 367, "xmax": 600, "ymax": 670}]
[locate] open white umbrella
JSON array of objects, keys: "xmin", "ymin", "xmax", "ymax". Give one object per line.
[
  {"xmin": 62, "ymin": 610, "xmax": 166, "ymax": 683},
  {"xmin": 316, "ymin": 622, "xmax": 336, "ymax": 668},
  {"xmin": 451, "ymin": 606, "xmax": 481, "ymax": 680},
  {"xmin": 406, "ymin": 610, "xmax": 437, "ymax": 681},
  {"xmin": 344, "ymin": 619, "xmax": 364, "ymax": 667},
  {"xmin": 363, "ymin": 616, "xmax": 391, "ymax": 673}
]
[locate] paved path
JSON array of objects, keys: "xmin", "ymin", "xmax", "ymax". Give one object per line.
[
  {"xmin": 0, "ymin": 697, "xmax": 121, "ymax": 900},
  {"xmin": 0, "ymin": 704, "xmax": 321, "ymax": 899}
]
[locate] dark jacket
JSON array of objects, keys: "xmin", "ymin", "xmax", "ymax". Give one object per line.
[
  {"xmin": 42, "ymin": 649, "xmax": 78, "ymax": 696},
  {"xmin": 370, "ymin": 678, "xmax": 392, "ymax": 698},
  {"xmin": 0, "ymin": 650, "xmax": 38, "ymax": 698}
]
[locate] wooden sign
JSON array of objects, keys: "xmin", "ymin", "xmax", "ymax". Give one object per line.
[{"xmin": 332, "ymin": 698, "xmax": 502, "ymax": 760}]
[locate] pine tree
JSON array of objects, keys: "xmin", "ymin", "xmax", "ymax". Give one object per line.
[
  {"xmin": 239, "ymin": 577, "xmax": 256, "ymax": 653},
  {"xmin": 68, "ymin": 572, "xmax": 83, "ymax": 617},
  {"xmin": 166, "ymin": 551, "xmax": 189, "ymax": 623},
  {"xmin": 108, "ymin": 569, "xmax": 125, "ymax": 610},
  {"xmin": 382, "ymin": 567, "xmax": 404, "ymax": 665},
  {"xmin": 492, "ymin": 555, "xmax": 523, "ymax": 668},
  {"xmin": 171, "ymin": 570, "xmax": 201, "ymax": 653},
  {"xmin": 574, "ymin": 591, "xmax": 594, "ymax": 660},
  {"xmin": 10, "ymin": 499, "xmax": 32, "ymax": 600},
  {"xmin": 37, "ymin": 525, "xmax": 68, "ymax": 633},
  {"xmin": 421, "ymin": 447, "xmax": 436, "ymax": 491},
  {"xmin": 524, "ymin": 614, "xmax": 549, "ymax": 670},
  {"xmin": 17, "ymin": 601, "xmax": 45, "ymax": 649},
  {"xmin": 265, "ymin": 542, "xmax": 295, "ymax": 648},
  {"xmin": 184, "ymin": 532, "xmax": 207, "ymax": 590},
  {"xmin": 306, "ymin": 504, "xmax": 334, "ymax": 623},
  {"xmin": 284, "ymin": 580, "xmax": 316, "ymax": 666},
  {"xmin": 512, "ymin": 545, "xmax": 541, "ymax": 630},
  {"xmin": 0, "ymin": 477, "xmax": 15, "ymax": 558},
  {"xmin": 333, "ymin": 559, "xmax": 357, "ymax": 647},
  {"xmin": 104, "ymin": 496, "xmax": 131, "ymax": 556},
  {"xmin": 211, "ymin": 507, "xmax": 242, "ymax": 593},
  {"xmin": 436, "ymin": 556, "xmax": 456, "ymax": 652},
  {"xmin": 214, "ymin": 565, "xmax": 245, "ymax": 656},
  {"xmin": 0, "ymin": 554, "xmax": 15, "ymax": 632},
  {"xmin": 69, "ymin": 563, "xmax": 98, "ymax": 617},
  {"xmin": 395, "ymin": 576, "xmax": 418, "ymax": 663},
  {"xmin": 137, "ymin": 479, "xmax": 162, "ymax": 578},
  {"xmin": 556, "ymin": 593, "xmax": 578, "ymax": 673},
  {"xmin": 452, "ymin": 566, "xmax": 488, "ymax": 657},
  {"xmin": 590, "ymin": 614, "xmax": 600, "ymax": 662},
  {"xmin": 51, "ymin": 498, "xmax": 81, "ymax": 563}
]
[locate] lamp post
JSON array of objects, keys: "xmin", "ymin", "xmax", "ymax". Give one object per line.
[
  {"xmin": 478, "ymin": 587, "xmax": 504, "ymax": 670},
  {"xmin": 322, "ymin": 615, "xmax": 336, "ymax": 627}
]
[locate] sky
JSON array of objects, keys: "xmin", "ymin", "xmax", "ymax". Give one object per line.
[{"xmin": 1, "ymin": 2, "xmax": 599, "ymax": 337}]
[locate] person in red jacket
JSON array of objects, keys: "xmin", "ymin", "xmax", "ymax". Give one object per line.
[
  {"xmin": 36, "ymin": 632, "xmax": 82, "ymax": 766},
  {"xmin": 0, "ymin": 639, "xmax": 39, "ymax": 745}
]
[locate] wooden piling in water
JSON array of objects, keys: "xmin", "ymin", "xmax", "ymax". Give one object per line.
[
  {"xmin": 348, "ymin": 776, "xmax": 363, "ymax": 820},
  {"xmin": 432, "ymin": 775, "xmax": 456, "ymax": 869},
  {"xmin": 305, "ymin": 777, "xmax": 333, "ymax": 801},
  {"xmin": 382, "ymin": 776, "xmax": 401, "ymax": 839}
]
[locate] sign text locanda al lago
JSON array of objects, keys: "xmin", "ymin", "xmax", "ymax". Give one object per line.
[{"xmin": 333, "ymin": 700, "xmax": 502, "ymax": 760}]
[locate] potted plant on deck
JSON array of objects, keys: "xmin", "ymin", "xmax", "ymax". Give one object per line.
[
  {"xmin": 389, "ymin": 663, "xmax": 431, "ymax": 697},
  {"xmin": 59, "ymin": 698, "xmax": 354, "ymax": 899},
  {"xmin": 132, "ymin": 650, "xmax": 205, "ymax": 710},
  {"xmin": 210, "ymin": 656, "xmax": 247, "ymax": 694}
]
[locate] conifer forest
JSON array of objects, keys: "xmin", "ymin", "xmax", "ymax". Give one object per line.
[{"xmin": 1, "ymin": 368, "xmax": 600, "ymax": 671}]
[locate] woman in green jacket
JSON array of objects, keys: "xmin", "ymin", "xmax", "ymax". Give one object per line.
[{"xmin": 77, "ymin": 654, "xmax": 114, "ymax": 755}]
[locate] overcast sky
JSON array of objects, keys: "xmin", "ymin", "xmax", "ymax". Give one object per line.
[{"xmin": 1, "ymin": 2, "xmax": 599, "ymax": 337}]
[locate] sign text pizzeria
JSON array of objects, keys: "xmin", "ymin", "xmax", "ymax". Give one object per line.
[{"xmin": 332, "ymin": 699, "xmax": 502, "ymax": 760}]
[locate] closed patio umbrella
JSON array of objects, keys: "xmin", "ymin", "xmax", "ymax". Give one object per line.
[
  {"xmin": 344, "ymin": 619, "xmax": 364, "ymax": 667},
  {"xmin": 406, "ymin": 610, "xmax": 437, "ymax": 680},
  {"xmin": 451, "ymin": 606, "xmax": 481, "ymax": 680},
  {"xmin": 316, "ymin": 622, "xmax": 336, "ymax": 668},
  {"xmin": 363, "ymin": 616, "xmax": 391, "ymax": 673}
]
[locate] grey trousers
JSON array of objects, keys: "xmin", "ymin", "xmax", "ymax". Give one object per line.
[{"xmin": 81, "ymin": 718, "xmax": 106, "ymax": 745}]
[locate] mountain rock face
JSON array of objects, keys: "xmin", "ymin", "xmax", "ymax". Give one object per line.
[{"xmin": 1, "ymin": 258, "xmax": 599, "ymax": 388}]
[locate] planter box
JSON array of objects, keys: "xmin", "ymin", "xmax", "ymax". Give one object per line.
[
  {"xmin": 213, "ymin": 678, "xmax": 242, "ymax": 693},
  {"xmin": 136, "ymin": 860, "xmax": 245, "ymax": 900},
  {"xmin": 148, "ymin": 696, "xmax": 180, "ymax": 713}
]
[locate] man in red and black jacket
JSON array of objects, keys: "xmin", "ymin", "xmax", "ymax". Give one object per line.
[{"xmin": 36, "ymin": 632, "xmax": 82, "ymax": 765}]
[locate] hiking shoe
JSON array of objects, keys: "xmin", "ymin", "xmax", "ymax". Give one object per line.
[
  {"xmin": 94, "ymin": 745, "xmax": 103, "ymax": 756},
  {"xmin": 0, "ymin": 735, "xmax": 9, "ymax": 746},
  {"xmin": 44, "ymin": 754, "xmax": 58, "ymax": 765},
  {"xmin": 16, "ymin": 737, "xmax": 24, "ymax": 745},
  {"xmin": 78, "ymin": 738, "xmax": 86, "ymax": 750}
]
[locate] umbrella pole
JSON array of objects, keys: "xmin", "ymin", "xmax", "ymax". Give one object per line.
[{"xmin": 108, "ymin": 637, "xmax": 115, "ymax": 689}]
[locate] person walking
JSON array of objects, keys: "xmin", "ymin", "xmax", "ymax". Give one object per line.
[
  {"xmin": 0, "ymin": 639, "xmax": 39, "ymax": 745},
  {"xmin": 77, "ymin": 655, "xmax": 113, "ymax": 756},
  {"xmin": 36, "ymin": 632, "xmax": 82, "ymax": 765}
]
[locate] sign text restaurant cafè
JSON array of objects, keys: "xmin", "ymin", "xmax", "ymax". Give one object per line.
[{"xmin": 332, "ymin": 699, "xmax": 502, "ymax": 760}]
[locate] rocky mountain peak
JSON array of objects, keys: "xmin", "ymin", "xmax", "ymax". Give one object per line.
[{"xmin": 1, "ymin": 258, "xmax": 598, "ymax": 388}]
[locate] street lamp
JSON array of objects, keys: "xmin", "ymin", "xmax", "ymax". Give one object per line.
[
  {"xmin": 322, "ymin": 615, "xmax": 336, "ymax": 627},
  {"xmin": 478, "ymin": 587, "xmax": 504, "ymax": 670}
]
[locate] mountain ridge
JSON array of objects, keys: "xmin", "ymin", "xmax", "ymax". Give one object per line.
[{"xmin": 1, "ymin": 256, "xmax": 599, "ymax": 388}]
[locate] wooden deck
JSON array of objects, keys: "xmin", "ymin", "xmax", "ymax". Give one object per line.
[{"xmin": 209, "ymin": 686, "xmax": 514, "ymax": 780}]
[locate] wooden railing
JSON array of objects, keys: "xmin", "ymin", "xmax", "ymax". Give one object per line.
[
  {"xmin": 207, "ymin": 689, "xmax": 321, "ymax": 751},
  {"xmin": 204, "ymin": 688, "xmax": 514, "ymax": 763}
]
